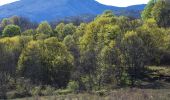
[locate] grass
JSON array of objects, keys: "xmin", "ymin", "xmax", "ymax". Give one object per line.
[{"xmin": 13, "ymin": 89, "xmax": 170, "ymax": 100}]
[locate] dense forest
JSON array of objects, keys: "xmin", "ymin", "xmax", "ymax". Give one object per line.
[{"xmin": 0, "ymin": 0, "xmax": 170, "ymax": 99}]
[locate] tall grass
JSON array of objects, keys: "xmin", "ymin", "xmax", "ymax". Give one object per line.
[{"xmin": 14, "ymin": 88, "xmax": 170, "ymax": 100}]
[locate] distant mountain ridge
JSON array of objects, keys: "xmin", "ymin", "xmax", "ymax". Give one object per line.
[{"xmin": 0, "ymin": 0, "xmax": 146, "ymax": 22}]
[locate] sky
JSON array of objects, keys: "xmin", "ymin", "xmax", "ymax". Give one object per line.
[
  {"xmin": 96, "ymin": 0, "xmax": 149, "ymax": 7},
  {"xmin": 0, "ymin": 0, "xmax": 19, "ymax": 6},
  {"xmin": 0, "ymin": 0, "xmax": 150, "ymax": 7}
]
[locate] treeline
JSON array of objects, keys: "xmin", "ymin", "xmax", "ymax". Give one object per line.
[{"xmin": 0, "ymin": 0, "xmax": 170, "ymax": 99}]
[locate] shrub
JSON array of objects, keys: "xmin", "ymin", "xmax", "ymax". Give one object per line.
[
  {"xmin": 54, "ymin": 89, "xmax": 72, "ymax": 95},
  {"xmin": 31, "ymin": 86, "xmax": 42, "ymax": 96},
  {"xmin": 2, "ymin": 25, "xmax": 21, "ymax": 37},
  {"xmin": 42, "ymin": 86, "xmax": 55, "ymax": 96},
  {"xmin": 67, "ymin": 81, "xmax": 79, "ymax": 92}
]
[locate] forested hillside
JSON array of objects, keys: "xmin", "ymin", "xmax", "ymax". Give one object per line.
[
  {"xmin": 0, "ymin": 0, "xmax": 170, "ymax": 99},
  {"xmin": 0, "ymin": 0, "xmax": 145, "ymax": 22}
]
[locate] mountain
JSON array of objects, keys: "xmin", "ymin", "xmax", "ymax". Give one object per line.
[{"xmin": 0, "ymin": 0, "xmax": 146, "ymax": 22}]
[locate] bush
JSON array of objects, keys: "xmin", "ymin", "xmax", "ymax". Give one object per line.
[
  {"xmin": 67, "ymin": 81, "xmax": 79, "ymax": 92},
  {"xmin": 54, "ymin": 89, "xmax": 72, "ymax": 95},
  {"xmin": 42, "ymin": 86, "xmax": 55, "ymax": 96},
  {"xmin": 30, "ymin": 86, "xmax": 42, "ymax": 96},
  {"xmin": 7, "ymin": 91, "xmax": 31, "ymax": 99},
  {"xmin": 95, "ymin": 89, "xmax": 108, "ymax": 96},
  {"xmin": 2, "ymin": 25, "xmax": 21, "ymax": 37},
  {"xmin": 14, "ymin": 78, "xmax": 32, "ymax": 98}
]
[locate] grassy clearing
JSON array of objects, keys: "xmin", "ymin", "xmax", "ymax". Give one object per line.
[{"xmin": 14, "ymin": 89, "xmax": 170, "ymax": 100}]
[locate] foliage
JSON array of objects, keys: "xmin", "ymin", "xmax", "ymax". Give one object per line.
[
  {"xmin": 36, "ymin": 21, "xmax": 53, "ymax": 35},
  {"xmin": 142, "ymin": 0, "xmax": 170, "ymax": 27},
  {"xmin": 2, "ymin": 25, "xmax": 21, "ymax": 37},
  {"xmin": 67, "ymin": 81, "xmax": 79, "ymax": 92},
  {"xmin": 18, "ymin": 37, "xmax": 73, "ymax": 87},
  {"xmin": 55, "ymin": 23, "xmax": 76, "ymax": 40},
  {"xmin": 21, "ymin": 29, "xmax": 35, "ymax": 36},
  {"xmin": 141, "ymin": 0, "xmax": 155, "ymax": 20}
]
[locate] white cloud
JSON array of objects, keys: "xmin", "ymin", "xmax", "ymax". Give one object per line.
[
  {"xmin": 96, "ymin": 0, "xmax": 149, "ymax": 7},
  {"xmin": 0, "ymin": 0, "xmax": 19, "ymax": 6}
]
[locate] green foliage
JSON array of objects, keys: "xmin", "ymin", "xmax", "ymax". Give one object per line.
[
  {"xmin": 54, "ymin": 89, "xmax": 72, "ymax": 95},
  {"xmin": 31, "ymin": 86, "xmax": 42, "ymax": 96},
  {"xmin": 63, "ymin": 35, "xmax": 76, "ymax": 50},
  {"xmin": 30, "ymin": 86, "xmax": 55, "ymax": 96},
  {"xmin": 151, "ymin": 0, "xmax": 170, "ymax": 27},
  {"xmin": 2, "ymin": 25, "xmax": 21, "ymax": 37},
  {"xmin": 18, "ymin": 37, "xmax": 73, "ymax": 87},
  {"xmin": 55, "ymin": 23, "xmax": 76, "ymax": 40},
  {"xmin": 17, "ymin": 40, "xmax": 45, "ymax": 84},
  {"xmin": 0, "ymin": 36, "xmax": 31, "ymax": 76},
  {"xmin": 137, "ymin": 20, "xmax": 168, "ymax": 64},
  {"xmin": 95, "ymin": 89, "xmax": 108, "ymax": 96},
  {"xmin": 21, "ymin": 29, "xmax": 35, "ymax": 36},
  {"xmin": 141, "ymin": 0, "xmax": 155, "ymax": 20},
  {"xmin": 41, "ymin": 86, "xmax": 55, "ymax": 96},
  {"xmin": 54, "ymin": 23, "xmax": 65, "ymax": 37},
  {"xmin": 36, "ymin": 21, "xmax": 53, "ymax": 35},
  {"xmin": 67, "ymin": 81, "xmax": 79, "ymax": 92},
  {"xmin": 122, "ymin": 31, "xmax": 146, "ymax": 85},
  {"xmin": 1, "ymin": 18, "xmax": 11, "ymax": 28},
  {"xmin": 34, "ymin": 33, "xmax": 50, "ymax": 40},
  {"xmin": 142, "ymin": 0, "xmax": 170, "ymax": 27},
  {"xmin": 73, "ymin": 23, "xmax": 87, "ymax": 42}
]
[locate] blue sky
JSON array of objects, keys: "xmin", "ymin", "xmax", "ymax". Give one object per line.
[{"xmin": 0, "ymin": 0, "xmax": 150, "ymax": 7}]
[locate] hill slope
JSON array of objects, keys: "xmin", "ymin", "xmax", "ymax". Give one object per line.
[{"xmin": 0, "ymin": 0, "xmax": 145, "ymax": 22}]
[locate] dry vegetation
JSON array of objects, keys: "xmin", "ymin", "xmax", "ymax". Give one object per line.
[{"xmin": 14, "ymin": 89, "xmax": 170, "ymax": 100}]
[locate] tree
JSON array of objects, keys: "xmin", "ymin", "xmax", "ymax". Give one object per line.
[
  {"xmin": 9, "ymin": 16, "xmax": 21, "ymax": 26},
  {"xmin": 0, "ymin": 42, "xmax": 8, "ymax": 99},
  {"xmin": 43, "ymin": 37, "xmax": 74, "ymax": 87},
  {"xmin": 73, "ymin": 23, "xmax": 87, "ymax": 42},
  {"xmin": 21, "ymin": 29, "xmax": 35, "ymax": 36},
  {"xmin": 142, "ymin": 0, "xmax": 170, "ymax": 27},
  {"xmin": 97, "ymin": 41, "xmax": 116, "ymax": 87},
  {"xmin": 34, "ymin": 33, "xmax": 50, "ymax": 40},
  {"xmin": 0, "ymin": 72, "xmax": 8, "ymax": 99},
  {"xmin": 79, "ymin": 11, "xmax": 120, "ymax": 90},
  {"xmin": 54, "ymin": 23, "xmax": 65, "ymax": 38},
  {"xmin": 2, "ymin": 25, "xmax": 21, "ymax": 37},
  {"xmin": 141, "ymin": 0, "xmax": 155, "ymax": 20},
  {"xmin": 17, "ymin": 40, "xmax": 45, "ymax": 84},
  {"xmin": 36, "ymin": 21, "xmax": 53, "ymax": 35},
  {"xmin": 0, "ymin": 36, "xmax": 31, "ymax": 97},
  {"xmin": 18, "ymin": 38, "xmax": 74, "ymax": 87},
  {"xmin": 0, "ymin": 36, "xmax": 25, "ymax": 77},
  {"xmin": 121, "ymin": 31, "xmax": 146, "ymax": 86},
  {"xmin": 151, "ymin": 0, "xmax": 170, "ymax": 27},
  {"xmin": 9, "ymin": 16, "xmax": 38, "ymax": 31},
  {"xmin": 55, "ymin": 23, "xmax": 76, "ymax": 40},
  {"xmin": 137, "ymin": 21, "xmax": 168, "ymax": 64},
  {"xmin": 63, "ymin": 35, "xmax": 82, "ymax": 89},
  {"xmin": 0, "ymin": 18, "xmax": 11, "ymax": 29}
]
